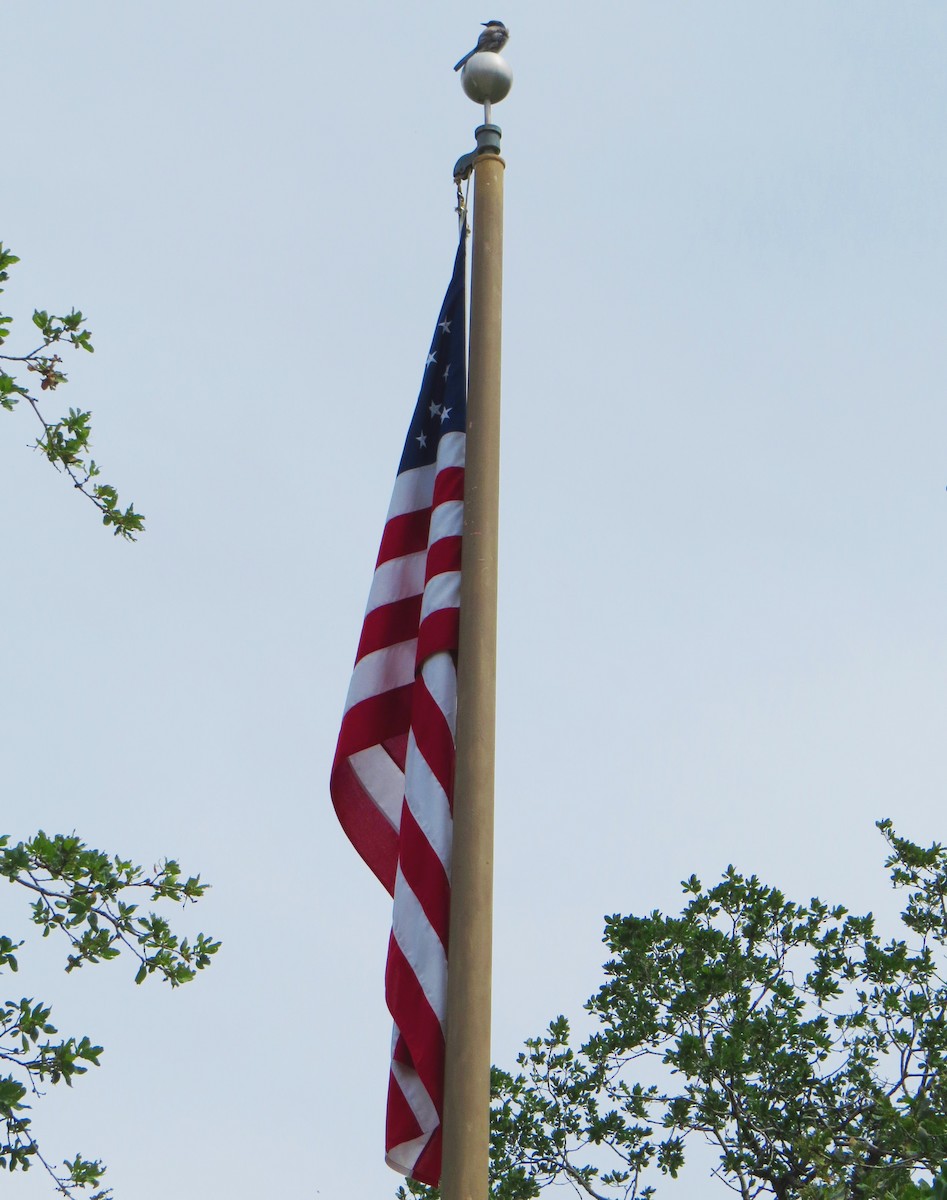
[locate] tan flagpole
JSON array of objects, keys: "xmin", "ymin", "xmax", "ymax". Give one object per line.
[{"xmin": 441, "ymin": 50, "xmax": 512, "ymax": 1200}]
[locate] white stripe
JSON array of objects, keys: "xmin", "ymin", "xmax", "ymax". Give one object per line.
[
  {"xmin": 389, "ymin": 1034, "xmax": 438, "ymax": 1131},
  {"xmin": 428, "ymin": 498, "xmax": 463, "ymax": 544},
  {"xmin": 384, "ymin": 1041, "xmax": 439, "ymax": 1180},
  {"xmin": 387, "ymin": 1040, "xmax": 438, "ymax": 1176},
  {"xmin": 420, "ymin": 653, "xmax": 458, "ymax": 741},
  {"xmin": 379, "ymin": 431, "xmax": 463, "ymax": 524},
  {"xmin": 344, "ymin": 641, "xmax": 415, "ymax": 711},
  {"xmin": 391, "ymin": 868, "xmax": 447, "ymax": 1025},
  {"xmin": 420, "ymin": 571, "xmax": 461, "ymax": 624},
  {"xmin": 365, "ymin": 551, "xmax": 426, "ymax": 614},
  {"xmin": 435, "ymin": 430, "xmax": 465, "ymax": 471},
  {"xmin": 386, "ymin": 1134, "xmax": 426, "ymax": 1179},
  {"xmin": 386, "ymin": 463, "xmax": 436, "ymax": 520},
  {"xmin": 381, "ymin": 432, "xmax": 460, "ymax": 525},
  {"xmin": 403, "ymin": 731, "xmax": 453, "ymax": 873},
  {"xmin": 347, "ymin": 746, "xmax": 404, "ymax": 832},
  {"xmin": 386, "ymin": 1022, "xmax": 436, "ymax": 1176}
]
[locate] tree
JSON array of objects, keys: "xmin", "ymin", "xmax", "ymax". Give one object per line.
[
  {"xmin": 0, "ymin": 243, "xmax": 143, "ymax": 539},
  {"xmin": 2, "ymin": 249, "xmax": 212, "ymax": 1197},
  {"xmin": 0, "ymin": 832, "xmax": 218, "ymax": 1198},
  {"xmin": 402, "ymin": 821, "xmax": 947, "ymax": 1200}
]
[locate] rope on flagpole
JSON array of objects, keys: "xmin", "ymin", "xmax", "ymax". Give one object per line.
[{"xmin": 455, "ymin": 174, "xmax": 470, "ymax": 232}]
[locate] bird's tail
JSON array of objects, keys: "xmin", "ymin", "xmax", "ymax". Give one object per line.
[{"xmin": 453, "ymin": 50, "xmax": 473, "ymax": 71}]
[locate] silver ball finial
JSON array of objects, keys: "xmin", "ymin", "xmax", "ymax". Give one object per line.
[{"xmin": 460, "ymin": 52, "xmax": 513, "ymax": 106}]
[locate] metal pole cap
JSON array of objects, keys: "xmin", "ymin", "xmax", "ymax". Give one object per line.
[{"xmin": 460, "ymin": 53, "xmax": 513, "ymax": 105}]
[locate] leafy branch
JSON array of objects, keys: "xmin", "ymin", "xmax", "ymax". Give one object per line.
[
  {"xmin": 0, "ymin": 244, "xmax": 144, "ymax": 539},
  {"xmin": 401, "ymin": 823, "xmax": 947, "ymax": 1200},
  {"xmin": 0, "ymin": 831, "xmax": 219, "ymax": 1197}
]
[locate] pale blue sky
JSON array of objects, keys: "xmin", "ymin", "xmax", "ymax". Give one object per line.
[{"xmin": 3, "ymin": 3, "xmax": 946, "ymax": 1198}]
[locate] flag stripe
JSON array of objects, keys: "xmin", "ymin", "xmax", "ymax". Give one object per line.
[
  {"xmin": 385, "ymin": 930, "xmax": 446, "ymax": 1102},
  {"xmin": 378, "ymin": 508, "xmax": 432, "ymax": 567},
  {"xmin": 336, "ymin": 686, "xmax": 412, "ymax": 759},
  {"xmin": 428, "ymin": 497, "xmax": 464, "ymax": 545},
  {"xmin": 345, "ymin": 641, "xmax": 416, "ymax": 710},
  {"xmin": 424, "ymin": 536, "xmax": 462, "ymax": 586},
  {"xmin": 417, "ymin": 608, "xmax": 461, "ymax": 672},
  {"xmin": 431, "ymin": 464, "xmax": 465, "ymax": 506},
  {"xmin": 387, "ymin": 462, "xmax": 437, "ymax": 520},
  {"xmin": 365, "ymin": 552, "xmax": 428, "ymax": 614},
  {"xmin": 348, "ymin": 745, "xmax": 405, "ymax": 829},
  {"xmin": 330, "ymin": 757, "xmax": 400, "ymax": 893},
  {"xmin": 420, "ymin": 566, "xmax": 462, "ymax": 621},
  {"xmin": 399, "ymin": 796, "xmax": 451, "ymax": 946},
  {"xmin": 357, "ymin": 595, "xmax": 424, "ymax": 663},
  {"xmin": 412, "ymin": 1127, "xmax": 444, "ymax": 1188},
  {"xmin": 407, "ymin": 674, "xmax": 457, "ymax": 808}
]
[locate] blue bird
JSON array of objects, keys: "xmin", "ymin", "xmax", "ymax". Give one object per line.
[{"xmin": 454, "ymin": 21, "xmax": 509, "ymax": 71}]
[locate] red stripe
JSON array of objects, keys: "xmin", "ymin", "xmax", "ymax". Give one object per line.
[
  {"xmin": 410, "ymin": 672, "xmax": 456, "ymax": 803},
  {"xmin": 417, "ymin": 608, "xmax": 460, "ymax": 671},
  {"xmin": 336, "ymin": 686, "xmax": 413, "ymax": 760},
  {"xmin": 386, "ymin": 1069, "xmax": 443, "ymax": 1185},
  {"xmin": 356, "ymin": 594, "xmax": 422, "ymax": 662},
  {"xmin": 424, "ymin": 534, "xmax": 462, "ymax": 584},
  {"xmin": 411, "ymin": 1125, "xmax": 443, "ymax": 1187},
  {"xmin": 329, "ymin": 753, "xmax": 399, "ymax": 895},
  {"xmin": 382, "ymin": 734, "xmax": 408, "ymax": 774},
  {"xmin": 398, "ymin": 803, "xmax": 451, "ymax": 949},
  {"xmin": 386, "ymin": 935, "xmax": 445, "ymax": 1109},
  {"xmin": 392, "ymin": 1031, "xmax": 411, "ymax": 1067},
  {"xmin": 377, "ymin": 508, "xmax": 431, "ymax": 567},
  {"xmin": 432, "ymin": 465, "xmax": 464, "ymax": 506},
  {"xmin": 386, "ymin": 1069, "xmax": 424, "ymax": 1146}
]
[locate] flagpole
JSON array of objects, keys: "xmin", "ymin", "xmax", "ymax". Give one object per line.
[{"xmin": 442, "ymin": 52, "xmax": 512, "ymax": 1200}]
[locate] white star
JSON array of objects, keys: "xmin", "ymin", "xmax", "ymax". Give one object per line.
[
  {"xmin": 425, "ymin": 351, "xmax": 437, "ymax": 367},
  {"xmin": 443, "ymin": 363, "xmax": 451, "ymax": 380},
  {"xmin": 438, "ymin": 319, "xmax": 452, "ymax": 334},
  {"xmin": 416, "ymin": 431, "xmax": 427, "ymax": 448},
  {"xmin": 440, "ymin": 406, "xmax": 451, "ymax": 423},
  {"xmin": 429, "ymin": 400, "xmax": 442, "ymax": 418}
]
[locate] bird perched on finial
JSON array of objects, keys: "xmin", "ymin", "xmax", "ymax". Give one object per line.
[{"xmin": 454, "ymin": 20, "xmax": 509, "ymax": 71}]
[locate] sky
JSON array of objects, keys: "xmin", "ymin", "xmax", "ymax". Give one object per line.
[{"xmin": 3, "ymin": 3, "xmax": 947, "ymax": 1198}]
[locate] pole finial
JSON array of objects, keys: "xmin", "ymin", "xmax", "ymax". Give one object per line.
[{"xmin": 459, "ymin": 51, "xmax": 513, "ymax": 126}]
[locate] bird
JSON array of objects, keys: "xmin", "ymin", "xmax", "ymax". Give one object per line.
[{"xmin": 453, "ymin": 20, "xmax": 509, "ymax": 71}]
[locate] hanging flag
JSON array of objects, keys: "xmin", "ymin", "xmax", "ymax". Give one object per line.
[{"xmin": 331, "ymin": 230, "xmax": 467, "ymax": 1186}]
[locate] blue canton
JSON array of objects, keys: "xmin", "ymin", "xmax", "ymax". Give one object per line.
[{"xmin": 398, "ymin": 234, "xmax": 467, "ymax": 474}]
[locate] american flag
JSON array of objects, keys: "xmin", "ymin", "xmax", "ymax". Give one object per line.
[{"xmin": 330, "ymin": 231, "xmax": 467, "ymax": 1186}]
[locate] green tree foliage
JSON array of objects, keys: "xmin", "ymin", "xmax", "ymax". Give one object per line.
[
  {"xmin": 0, "ymin": 244, "xmax": 143, "ymax": 538},
  {"xmin": 2, "ymin": 248, "xmax": 208, "ymax": 1197},
  {"xmin": 403, "ymin": 822, "xmax": 947, "ymax": 1200},
  {"xmin": 0, "ymin": 832, "xmax": 219, "ymax": 1198}
]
